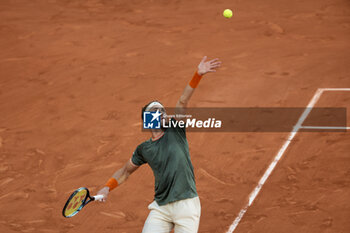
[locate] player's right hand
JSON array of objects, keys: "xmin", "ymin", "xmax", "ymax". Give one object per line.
[{"xmin": 96, "ymin": 186, "xmax": 109, "ymax": 202}]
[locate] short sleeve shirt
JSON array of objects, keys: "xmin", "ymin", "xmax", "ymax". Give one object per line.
[{"xmin": 132, "ymin": 119, "xmax": 197, "ymax": 206}]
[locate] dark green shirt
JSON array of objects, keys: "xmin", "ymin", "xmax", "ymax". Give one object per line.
[{"xmin": 132, "ymin": 120, "xmax": 198, "ymax": 206}]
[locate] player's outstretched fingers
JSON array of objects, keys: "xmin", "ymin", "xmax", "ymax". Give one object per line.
[
  {"xmin": 209, "ymin": 58, "xmax": 220, "ymax": 63},
  {"xmin": 211, "ymin": 62, "xmax": 221, "ymax": 67}
]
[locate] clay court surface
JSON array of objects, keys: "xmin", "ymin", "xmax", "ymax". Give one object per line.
[{"xmin": 0, "ymin": 0, "xmax": 349, "ymax": 232}]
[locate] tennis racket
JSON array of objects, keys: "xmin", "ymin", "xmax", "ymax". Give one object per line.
[{"xmin": 62, "ymin": 187, "xmax": 104, "ymax": 218}]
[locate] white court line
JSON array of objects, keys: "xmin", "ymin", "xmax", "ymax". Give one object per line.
[
  {"xmin": 300, "ymin": 126, "xmax": 350, "ymax": 130},
  {"xmin": 226, "ymin": 88, "xmax": 350, "ymax": 233},
  {"xmin": 320, "ymin": 88, "xmax": 350, "ymax": 91}
]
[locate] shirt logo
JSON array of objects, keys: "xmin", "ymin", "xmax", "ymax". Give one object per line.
[{"xmin": 143, "ymin": 110, "xmax": 162, "ymax": 129}]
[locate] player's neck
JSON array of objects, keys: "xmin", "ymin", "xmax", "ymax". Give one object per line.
[{"xmin": 151, "ymin": 130, "xmax": 164, "ymax": 141}]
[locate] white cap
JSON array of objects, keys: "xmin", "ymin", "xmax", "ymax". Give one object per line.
[{"xmin": 145, "ymin": 101, "xmax": 164, "ymax": 112}]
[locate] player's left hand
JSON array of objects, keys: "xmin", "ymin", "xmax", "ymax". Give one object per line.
[{"xmin": 197, "ymin": 56, "xmax": 221, "ymax": 75}]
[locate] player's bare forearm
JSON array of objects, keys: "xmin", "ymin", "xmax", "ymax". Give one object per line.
[
  {"xmin": 111, "ymin": 166, "xmax": 129, "ymax": 184},
  {"xmin": 112, "ymin": 160, "xmax": 138, "ymax": 185},
  {"xmin": 175, "ymin": 85, "xmax": 195, "ymax": 115},
  {"xmin": 175, "ymin": 56, "xmax": 221, "ymax": 115},
  {"xmin": 97, "ymin": 160, "xmax": 138, "ymax": 201}
]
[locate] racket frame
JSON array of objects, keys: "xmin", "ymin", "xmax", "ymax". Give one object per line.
[{"xmin": 62, "ymin": 187, "xmax": 94, "ymax": 218}]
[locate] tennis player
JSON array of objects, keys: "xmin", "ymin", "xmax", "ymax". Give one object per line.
[{"xmin": 97, "ymin": 56, "xmax": 221, "ymax": 233}]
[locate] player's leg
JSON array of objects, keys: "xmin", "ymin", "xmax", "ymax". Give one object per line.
[
  {"xmin": 173, "ymin": 197, "xmax": 201, "ymax": 233},
  {"xmin": 142, "ymin": 201, "xmax": 174, "ymax": 233}
]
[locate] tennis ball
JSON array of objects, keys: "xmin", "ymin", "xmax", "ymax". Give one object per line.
[{"xmin": 223, "ymin": 9, "xmax": 233, "ymax": 18}]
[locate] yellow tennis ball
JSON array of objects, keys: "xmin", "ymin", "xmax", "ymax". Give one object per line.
[{"xmin": 223, "ymin": 9, "xmax": 233, "ymax": 18}]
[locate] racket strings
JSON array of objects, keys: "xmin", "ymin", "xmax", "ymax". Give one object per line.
[{"xmin": 63, "ymin": 189, "xmax": 88, "ymax": 217}]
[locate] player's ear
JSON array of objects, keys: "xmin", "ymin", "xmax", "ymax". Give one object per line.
[{"xmin": 141, "ymin": 105, "xmax": 148, "ymax": 120}]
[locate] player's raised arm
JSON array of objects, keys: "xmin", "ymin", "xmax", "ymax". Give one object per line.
[
  {"xmin": 175, "ymin": 56, "xmax": 221, "ymax": 116},
  {"xmin": 97, "ymin": 159, "xmax": 139, "ymax": 202}
]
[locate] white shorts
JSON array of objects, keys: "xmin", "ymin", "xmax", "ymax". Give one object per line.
[{"xmin": 142, "ymin": 196, "xmax": 201, "ymax": 233}]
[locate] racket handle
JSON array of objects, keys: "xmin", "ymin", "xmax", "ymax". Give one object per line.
[{"xmin": 93, "ymin": 195, "xmax": 104, "ymax": 202}]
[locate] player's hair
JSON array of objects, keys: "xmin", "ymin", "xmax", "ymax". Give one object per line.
[{"xmin": 141, "ymin": 100, "xmax": 163, "ymax": 120}]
